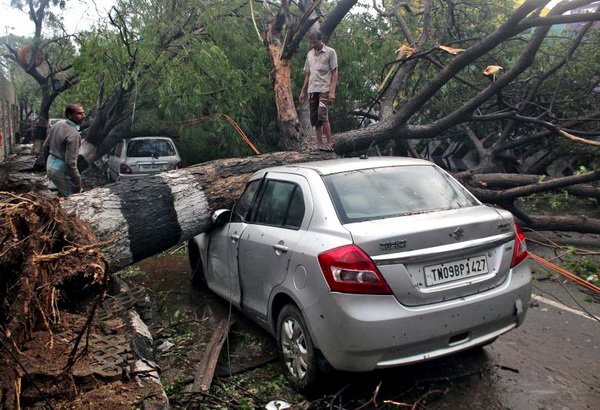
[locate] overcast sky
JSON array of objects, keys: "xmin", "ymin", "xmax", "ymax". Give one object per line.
[
  {"xmin": 0, "ymin": 0, "xmax": 114, "ymax": 37},
  {"xmin": 0, "ymin": 0, "xmax": 572, "ymax": 38}
]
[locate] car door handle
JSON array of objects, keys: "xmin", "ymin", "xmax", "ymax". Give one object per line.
[
  {"xmin": 230, "ymin": 233, "xmax": 240, "ymax": 242},
  {"xmin": 273, "ymin": 244, "xmax": 288, "ymax": 253}
]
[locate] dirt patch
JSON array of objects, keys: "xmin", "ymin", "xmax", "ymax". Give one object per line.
[{"xmin": 125, "ymin": 252, "xmax": 304, "ymax": 407}]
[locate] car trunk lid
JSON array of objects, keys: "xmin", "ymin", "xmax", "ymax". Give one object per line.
[{"xmin": 343, "ymin": 205, "xmax": 515, "ymax": 306}]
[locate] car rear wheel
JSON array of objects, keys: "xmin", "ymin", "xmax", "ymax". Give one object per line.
[{"xmin": 276, "ymin": 304, "xmax": 320, "ymax": 393}]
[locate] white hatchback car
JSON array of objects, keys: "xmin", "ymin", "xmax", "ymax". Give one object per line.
[
  {"xmin": 188, "ymin": 157, "xmax": 531, "ymax": 392},
  {"xmin": 106, "ymin": 136, "xmax": 182, "ymax": 181}
]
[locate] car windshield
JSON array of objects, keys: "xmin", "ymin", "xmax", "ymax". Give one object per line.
[
  {"xmin": 126, "ymin": 139, "xmax": 175, "ymax": 158},
  {"xmin": 323, "ymin": 165, "xmax": 478, "ymax": 223}
]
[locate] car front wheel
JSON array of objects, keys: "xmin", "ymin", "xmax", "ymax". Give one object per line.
[{"xmin": 276, "ymin": 304, "xmax": 320, "ymax": 393}]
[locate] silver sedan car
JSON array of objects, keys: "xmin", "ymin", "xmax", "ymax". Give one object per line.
[
  {"xmin": 106, "ymin": 136, "xmax": 182, "ymax": 181},
  {"xmin": 188, "ymin": 157, "xmax": 531, "ymax": 392}
]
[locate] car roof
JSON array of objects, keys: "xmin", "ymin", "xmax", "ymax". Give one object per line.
[
  {"xmin": 127, "ymin": 136, "xmax": 174, "ymax": 141},
  {"xmin": 261, "ymin": 156, "xmax": 434, "ymax": 176}
]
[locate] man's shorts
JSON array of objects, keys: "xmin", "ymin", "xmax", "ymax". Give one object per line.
[{"xmin": 309, "ymin": 92, "xmax": 329, "ymax": 127}]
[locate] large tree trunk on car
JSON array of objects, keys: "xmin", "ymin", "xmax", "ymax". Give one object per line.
[
  {"xmin": 63, "ymin": 151, "xmax": 335, "ymax": 272},
  {"xmin": 4, "ymin": 151, "xmax": 591, "ymax": 276}
]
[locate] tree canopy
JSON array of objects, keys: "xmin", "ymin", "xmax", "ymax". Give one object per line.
[{"xmin": 3, "ymin": 0, "xmax": 600, "ymax": 232}]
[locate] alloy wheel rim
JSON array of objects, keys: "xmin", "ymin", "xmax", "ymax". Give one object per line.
[{"xmin": 281, "ymin": 316, "xmax": 308, "ymax": 381}]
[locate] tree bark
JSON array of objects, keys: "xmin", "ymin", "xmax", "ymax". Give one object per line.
[
  {"xmin": 265, "ymin": 41, "xmax": 306, "ymax": 151},
  {"xmin": 468, "ymin": 173, "xmax": 600, "ymax": 199},
  {"xmin": 464, "ymin": 170, "xmax": 600, "ymax": 202},
  {"xmin": 63, "ymin": 151, "xmax": 336, "ymax": 272},
  {"xmin": 55, "ymin": 151, "xmax": 599, "ymax": 273},
  {"xmin": 515, "ymin": 215, "xmax": 600, "ymax": 234},
  {"xmin": 4, "ymin": 151, "xmax": 599, "ymax": 278}
]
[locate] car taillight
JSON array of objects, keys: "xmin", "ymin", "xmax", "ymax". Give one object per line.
[
  {"xmin": 511, "ymin": 224, "xmax": 528, "ymax": 268},
  {"xmin": 175, "ymin": 161, "xmax": 183, "ymax": 169},
  {"xmin": 318, "ymin": 244, "xmax": 392, "ymax": 294},
  {"xmin": 120, "ymin": 163, "xmax": 133, "ymax": 174}
]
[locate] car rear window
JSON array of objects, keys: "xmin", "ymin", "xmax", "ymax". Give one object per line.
[
  {"xmin": 324, "ymin": 165, "xmax": 478, "ymax": 224},
  {"xmin": 127, "ymin": 139, "xmax": 176, "ymax": 158}
]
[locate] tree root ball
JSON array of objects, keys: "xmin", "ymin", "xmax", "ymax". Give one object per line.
[{"xmin": 0, "ymin": 191, "xmax": 107, "ymax": 407}]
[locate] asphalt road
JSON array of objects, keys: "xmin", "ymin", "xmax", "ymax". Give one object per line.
[
  {"xmin": 430, "ymin": 277, "xmax": 600, "ymax": 410},
  {"xmin": 331, "ymin": 273, "xmax": 600, "ymax": 410},
  {"xmin": 409, "ymin": 239, "xmax": 600, "ymax": 410},
  {"xmin": 134, "ymin": 251, "xmax": 600, "ymax": 409}
]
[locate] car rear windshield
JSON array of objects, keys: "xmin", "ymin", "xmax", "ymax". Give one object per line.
[
  {"xmin": 323, "ymin": 165, "xmax": 479, "ymax": 224},
  {"xmin": 127, "ymin": 139, "xmax": 176, "ymax": 158}
]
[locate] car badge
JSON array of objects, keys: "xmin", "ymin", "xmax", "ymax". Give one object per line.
[
  {"xmin": 450, "ymin": 227, "xmax": 464, "ymax": 240},
  {"xmin": 380, "ymin": 240, "xmax": 407, "ymax": 251}
]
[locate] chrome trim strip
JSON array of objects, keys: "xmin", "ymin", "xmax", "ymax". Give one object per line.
[
  {"xmin": 373, "ymin": 232, "xmax": 514, "ymax": 265},
  {"xmin": 376, "ymin": 323, "xmax": 516, "ymax": 367},
  {"xmin": 399, "ymin": 269, "xmax": 513, "ymax": 311}
]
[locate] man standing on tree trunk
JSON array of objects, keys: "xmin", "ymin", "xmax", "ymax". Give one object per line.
[
  {"xmin": 42, "ymin": 103, "xmax": 86, "ymax": 196},
  {"xmin": 299, "ymin": 31, "xmax": 338, "ymax": 152}
]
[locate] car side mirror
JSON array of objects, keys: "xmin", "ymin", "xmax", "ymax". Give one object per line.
[{"xmin": 211, "ymin": 209, "xmax": 232, "ymax": 227}]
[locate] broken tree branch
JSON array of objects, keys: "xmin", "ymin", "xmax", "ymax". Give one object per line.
[{"xmin": 187, "ymin": 319, "xmax": 231, "ymax": 393}]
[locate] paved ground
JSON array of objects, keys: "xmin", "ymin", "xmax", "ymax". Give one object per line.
[
  {"xmin": 129, "ymin": 244, "xmax": 599, "ymax": 409},
  {"xmin": 427, "ymin": 279, "xmax": 599, "ymax": 410}
]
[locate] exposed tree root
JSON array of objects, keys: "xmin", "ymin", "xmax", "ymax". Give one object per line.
[{"xmin": 0, "ymin": 191, "xmax": 107, "ymax": 408}]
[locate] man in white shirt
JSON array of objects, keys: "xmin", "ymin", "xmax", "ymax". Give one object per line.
[{"xmin": 299, "ymin": 31, "xmax": 338, "ymax": 151}]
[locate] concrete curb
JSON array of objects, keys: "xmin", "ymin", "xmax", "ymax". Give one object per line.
[{"xmin": 113, "ymin": 277, "xmax": 170, "ymax": 408}]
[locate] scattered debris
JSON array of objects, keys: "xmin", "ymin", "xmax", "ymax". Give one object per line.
[
  {"xmin": 496, "ymin": 365, "xmax": 520, "ymax": 374},
  {"xmin": 158, "ymin": 340, "xmax": 175, "ymax": 352},
  {"xmin": 187, "ymin": 318, "xmax": 231, "ymax": 394},
  {"xmin": 265, "ymin": 399, "xmax": 292, "ymax": 409}
]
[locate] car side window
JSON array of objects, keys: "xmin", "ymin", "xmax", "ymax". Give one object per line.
[
  {"xmin": 231, "ymin": 180, "xmax": 261, "ymax": 223},
  {"xmin": 283, "ymin": 186, "xmax": 304, "ymax": 229},
  {"xmin": 254, "ymin": 180, "xmax": 305, "ymax": 230}
]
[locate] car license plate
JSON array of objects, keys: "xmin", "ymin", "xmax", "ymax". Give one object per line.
[
  {"xmin": 424, "ymin": 255, "xmax": 488, "ymax": 286},
  {"xmin": 141, "ymin": 164, "xmax": 166, "ymax": 171}
]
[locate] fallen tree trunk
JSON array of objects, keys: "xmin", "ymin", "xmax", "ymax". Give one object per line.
[
  {"xmin": 63, "ymin": 151, "xmax": 335, "ymax": 272},
  {"xmin": 468, "ymin": 173, "xmax": 600, "ymax": 199},
  {"xmin": 517, "ymin": 214, "xmax": 600, "ymax": 233},
  {"xmin": 6, "ymin": 151, "xmax": 599, "ymax": 275}
]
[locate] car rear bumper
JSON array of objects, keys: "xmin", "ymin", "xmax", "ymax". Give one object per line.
[
  {"xmin": 118, "ymin": 171, "xmax": 164, "ymax": 179},
  {"xmin": 304, "ymin": 261, "xmax": 531, "ymax": 372}
]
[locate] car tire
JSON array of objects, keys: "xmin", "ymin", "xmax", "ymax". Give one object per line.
[
  {"xmin": 276, "ymin": 304, "xmax": 320, "ymax": 394},
  {"xmin": 188, "ymin": 240, "xmax": 207, "ymax": 287}
]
